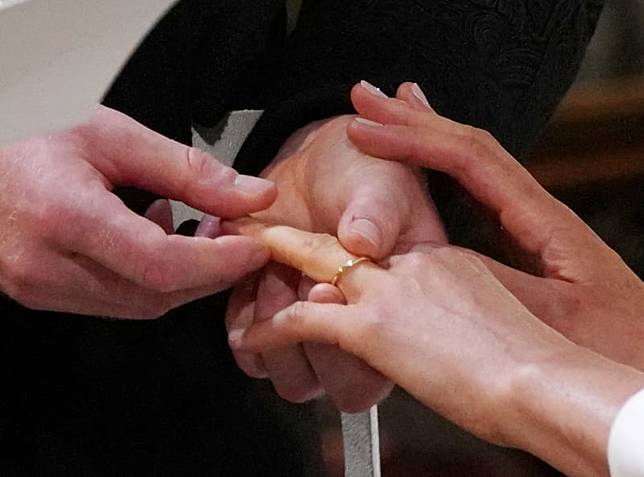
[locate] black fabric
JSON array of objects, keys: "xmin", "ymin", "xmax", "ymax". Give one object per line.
[{"xmin": 0, "ymin": 1, "xmax": 603, "ymax": 476}]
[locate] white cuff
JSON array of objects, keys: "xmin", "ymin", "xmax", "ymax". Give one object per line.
[{"xmin": 608, "ymin": 388, "xmax": 644, "ymax": 477}]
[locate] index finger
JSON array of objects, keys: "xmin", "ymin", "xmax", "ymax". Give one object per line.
[
  {"xmin": 57, "ymin": 193, "xmax": 270, "ymax": 292},
  {"xmin": 222, "ymin": 218, "xmax": 384, "ymax": 299}
]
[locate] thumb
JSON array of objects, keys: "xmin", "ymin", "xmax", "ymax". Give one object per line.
[
  {"xmin": 80, "ymin": 106, "xmax": 277, "ymax": 218},
  {"xmin": 337, "ymin": 183, "xmax": 404, "ymax": 259}
]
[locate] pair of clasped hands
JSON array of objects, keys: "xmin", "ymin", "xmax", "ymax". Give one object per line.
[
  {"xmin": 225, "ymin": 83, "xmax": 644, "ymax": 477},
  {"xmin": 2, "ymin": 79, "xmax": 644, "ymax": 474}
]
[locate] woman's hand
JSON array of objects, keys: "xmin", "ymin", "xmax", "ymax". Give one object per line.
[
  {"xmin": 345, "ymin": 81, "xmax": 644, "ymax": 370},
  {"xmin": 225, "ymin": 218, "xmax": 644, "ymax": 477},
  {"xmin": 229, "ymin": 235, "xmax": 569, "ymax": 441}
]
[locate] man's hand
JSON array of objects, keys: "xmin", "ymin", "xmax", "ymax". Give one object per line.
[
  {"xmin": 347, "ymin": 82, "xmax": 644, "ymax": 371},
  {"xmin": 0, "ymin": 105, "xmax": 276, "ymax": 319},
  {"xmin": 225, "ymin": 97, "xmax": 447, "ymax": 412}
]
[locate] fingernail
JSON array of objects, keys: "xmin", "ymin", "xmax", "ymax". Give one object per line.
[
  {"xmin": 234, "ymin": 175, "xmax": 274, "ymax": 195},
  {"xmin": 195, "ymin": 215, "xmax": 221, "ymax": 238},
  {"xmin": 411, "ymin": 83, "xmax": 431, "ymax": 108},
  {"xmin": 350, "ymin": 218, "xmax": 382, "ymax": 250},
  {"xmin": 354, "ymin": 117, "xmax": 384, "ymax": 128},
  {"xmin": 360, "ymin": 80, "xmax": 388, "ymax": 98}
]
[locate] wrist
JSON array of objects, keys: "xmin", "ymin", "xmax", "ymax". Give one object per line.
[{"xmin": 506, "ymin": 340, "xmax": 644, "ymax": 476}]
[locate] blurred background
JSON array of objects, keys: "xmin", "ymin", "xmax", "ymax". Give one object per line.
[{"xmin": 316, "ymin": 1, "xmax": 644, "ymax": 475}]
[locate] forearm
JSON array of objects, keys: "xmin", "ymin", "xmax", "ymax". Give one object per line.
[{"xmin": 508, "ymin": 344, "xmax": 644, "ymax": 477}]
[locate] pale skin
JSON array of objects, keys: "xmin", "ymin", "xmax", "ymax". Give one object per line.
[
  {"xmin": 222, "ymin": 97, "xmax": 447, "ymax": 411},
  {"xmin": 0, "ymin": 105, "xmax": 277, "ymax": 319},
  {"xmin": 227, "ymin": 83, "xmax": 644, "ymax": 477}
]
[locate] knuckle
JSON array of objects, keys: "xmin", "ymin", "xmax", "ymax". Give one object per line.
[
  {"xmin": 402, "ymin": 251, "xmax": 432, "ymax": 271},
  {"xmin": 138, "ymin": 256, "xmax": 175, "ymax": 293},
  {"xmin": 303, "ymin": 233, "xmax": 338, "ymax": 257},
  {"xmin": 185, "ymin": 147, "xmax": 213, "ymax": 178},
  {"xmin": 286, "ymin": 301, "xmax": 307, "ymax": 326},
  {"xmin": 457, "ymin": 125, "xmax": 494, "ymax": 162},
  {"xmin": 2, "ymin": 256, "xmax": 40, "ymax": 304},
  {"xmin": 360, "ymin": 307, "xmax": 388, "ymax": 343},
  {"xmin": 186, "ymin": 147, "xmax": 237, "ymax": 187}
]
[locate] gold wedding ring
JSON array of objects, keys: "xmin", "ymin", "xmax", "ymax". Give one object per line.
[{"xmin": 330, "ymin": 257, "xmax": 373, "ymax": 286}]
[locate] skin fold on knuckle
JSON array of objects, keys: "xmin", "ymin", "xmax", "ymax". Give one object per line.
[
  {"xmin": 282, "ymin": 301, "xmax": 308, "ymax": 337},
  {"xmin": 184, "ymin": 147, "xmax": 237, "ymax": 195},
  {"xmin": 456, "ymin": 125, "xmax": 497, "ymax": 164}
]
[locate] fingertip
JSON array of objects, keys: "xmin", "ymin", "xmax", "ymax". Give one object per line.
[
  {"xmin": 228, "ymin": 329, "xmax": 244, "ymax": 349},
  {"xmin": 308, "ymin": 283, "xmax": 346, "ymax": 304},
  {"xmin": 195, "ymin": 215, "xmax": 221, "ymax": 238},
  {"xmin": 338, "ymin": 205, "xmax": 398, "ymax": 260},
  {"xmin": 338, "ymin": 217, "xmax": 383, "ymax": 260},
  {"xmin": 214, "ymin": 235, "xmax": 271, "ymax": 270},
  {"xmin": 232, "ymin": 175, "xmax": 278, "ymax": 212},
  {"xmin": 395, "ymin": 82, "xmax": 415, "ymax": 99},
  {"xmin": 231, "ymin": 346, "xmax": 269, "ymax": 378},
  {"xmin": 144, "ymin": 198, "xmax": 174, "ymax": 234},
  {"xmin": 255, "ymin": 263, "xmax": 300, "ymax": 321}
]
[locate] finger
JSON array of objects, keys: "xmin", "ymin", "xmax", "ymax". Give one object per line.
[
  {"xmin": 229, "ymin": 301, "xmax": 360, "ymax": 354},
  {"xmin": 62, "ymin": 194, "xmax": 270, "ymax": 292},
  {"xmin": 223, "ymin": 219, "xmax": 387, "ymax": 300},
  {"xmin": 304, "ymin": 284, "xmax": 392, "ymax": 412},
  {"xmin": 347, "ymin": 120, "xmax": 602, "ymax": 263},
  {"xmin": 255, "ymin": 263, "xmax": 322, "ymax": 403},
  {"xmin": 337, "ymin": 182, "xmax": 405, "ymax": 259},
  {"xmin": 308, "ymin": 283, "xmax": 346, "ymax": 304},
  {"xmin": 337, "ymin": 160, "xmax": 447, "ymax": 258},
  {"xmin": 226, "ymin": 276, "xmax": 269, "ymax": 378},
  {"xmin": 396, "ymin": 82, "xmax": 435, "ymax": 112},
  {"xmin": 351, "ymin": 82, "xmax": 461, "ymax": 132},
  {"xmin": 24, "ymin": 252, "xmax": 227, "ymax": 320},
  {"xmin": 82, "ymin": 106, "xmax": 277, "ymax": 217},
  {"xmin": 195, "ymin": 215, "xmax": 221, "ymax": 238},
  {"xmin": 144, "ymin": 199, "xmax": 174, "ymax": 234},
  {"xmin": 351, "ymin": 82, "xmax": 422, "ymax": 126},
  {"xmin": 297, "ymin": 275, "xmax": 317, "ymax": 301}
]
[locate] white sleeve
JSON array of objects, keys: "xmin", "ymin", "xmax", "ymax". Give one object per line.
[{"xmin": 608, "ymin": 389, "xmax": 644, "ymax": 477}]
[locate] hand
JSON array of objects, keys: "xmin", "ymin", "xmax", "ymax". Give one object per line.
[
  {"xmin": 346, "ymin": 82, "xmax": 644, "ymax": 370},
  {"xmin": 229, "ymin": 228, "xmax": 644, "ymax": 477},
  {"xmin": 225, "ymin": 106, "xmax": 447, "ymax": 411},
  {"xmin": 0, "ymin": 105, "xmax": 276, "ymax": 319}
]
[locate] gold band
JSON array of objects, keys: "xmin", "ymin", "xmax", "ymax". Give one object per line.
[{"xmin": 330, "ymin": 257, "xmax": 372, "ymax": 286}]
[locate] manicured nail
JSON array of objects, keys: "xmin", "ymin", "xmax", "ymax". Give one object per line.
[
  {"xmin": 354, "ymin": 117, "xmax": 383, "ymax": 128},
  {"xmin": 350, "ymin": 218, "xmax": 382, "ymax": 250},
  {"xmin": 360, "ymin": 80, "xmax": 388, "ymax": 98},
  {"xmin": 234, "ymin": 175, "xmax": 274, "ymax": 195},
  {"xmin": 411, "ymin": 82, "xmax": 431, "ymax": 108}
]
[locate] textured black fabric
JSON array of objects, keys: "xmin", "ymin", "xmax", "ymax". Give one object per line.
[
  {"xmin": 233, "ymin": 0, "xmax": 605, "ymax": 248},
  {"xmin": 0, "ymin": 1, "xmax": 603, "ymax": 476}
]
